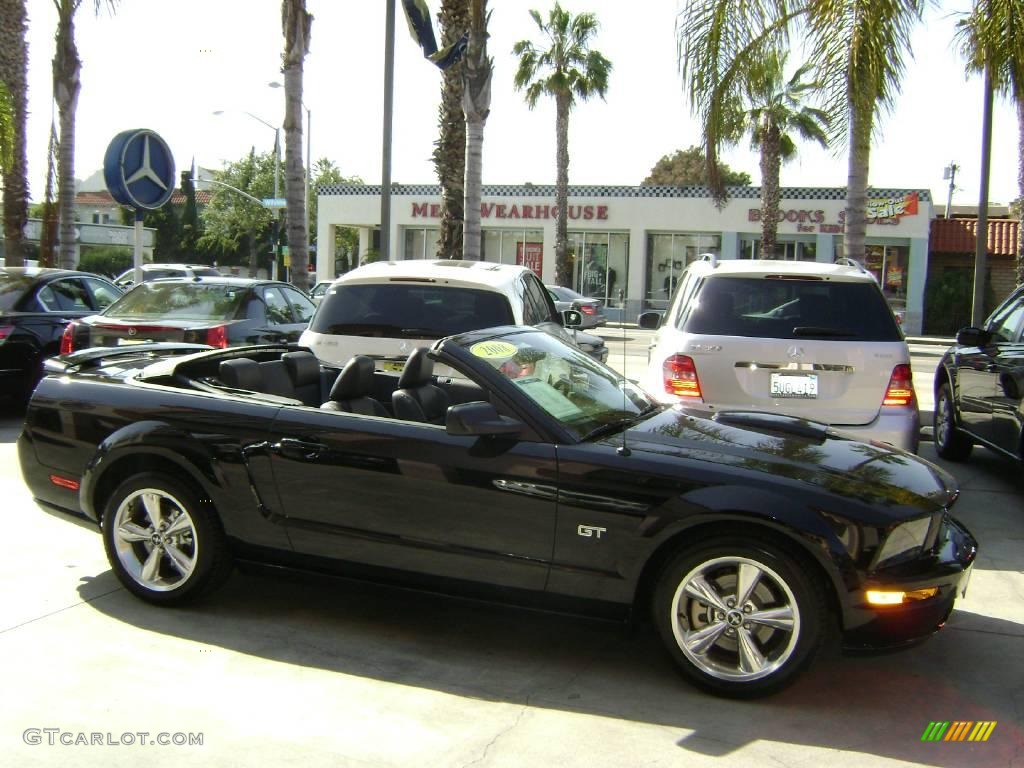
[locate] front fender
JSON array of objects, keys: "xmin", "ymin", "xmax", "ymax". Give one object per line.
[{"xmin": 80, "ymin": 420, "xmax": 223, "ymax": 521}]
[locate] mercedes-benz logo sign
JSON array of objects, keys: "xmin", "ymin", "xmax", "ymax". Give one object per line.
[
  {"xmin": 128, "ymin": 328, "xmax": 137, "ymax": 337},
  {"xmin": 787, "ymin": 345, "xmax": 805, "ymax": 359},
  {"xmin": 103, "ymin": 129, "xmax": 176, "ymax": 211}
]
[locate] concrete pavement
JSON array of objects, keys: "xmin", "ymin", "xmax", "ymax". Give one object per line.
[{"xmin": 0, "ymin": 402, "xmax": 1022, "ymax": 767}]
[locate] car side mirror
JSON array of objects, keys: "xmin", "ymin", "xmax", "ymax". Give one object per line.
[
  {"xmin": 562, "ymin": 309, "xmax": 583, "ymax": 329},
  {"xmin": 956, "ymin": 326, "xmax": 989, "ymax": 347},
  {"xmin": 446, "ymin": 401, "xmax": 523, "ymax": 438},
  {"xmin": 638, "ymin": 311, "xmax": 663, "ymax": 330}
]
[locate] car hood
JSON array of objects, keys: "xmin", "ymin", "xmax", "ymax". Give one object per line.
[{"xmin": 617, "ymin": 407, "xmax": 957, "ymax": 517}]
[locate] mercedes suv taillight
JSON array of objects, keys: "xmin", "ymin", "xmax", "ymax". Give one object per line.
[
  {"xmin": 883, "ymin": 364, "xmax": 916, "ymax": 407},
  {"xmin": 59, "ymin": 322, "xmax": 77, "ymax": 355},
  {"xmin": 664, "ymin": 354, "xmax": 703, "ymax": 399}
]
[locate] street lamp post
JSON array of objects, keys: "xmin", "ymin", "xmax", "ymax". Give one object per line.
[{"xmin": 212, "ymin": 110, "xmax": 282, "ymax": 278}]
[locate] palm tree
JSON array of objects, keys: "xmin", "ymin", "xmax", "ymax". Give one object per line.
[
  {"xmin": 513, "ymin": 3, "xmax": 611, "ymax": 286},
  {"xmin": 53, "ymin": 0, "xmax": 119, "ymax": 270},
  {"xmin": 462, "ymin": 0, "xmax": 492, "ymax": 260},
  {"xmin": 281, "ymin": 0, "xmax": 313, "ymax": 291},
  {"xmin": 0, "ymin": 0, "xmax": 29, "ymax": 267},
  {"xmin": 433, "ymin": 0, "xmax": 469, "ymax": 259},
  {"xmin": 676, "ymin": 0, "xmax": 924, "ymax": 263},
  {"xmin": 728, "ymin": 50, "xmax": 829, "ymax": 259},
  {"xmin": 956, "ymin": 0, "xmax": 1024, "ymax": 287}
]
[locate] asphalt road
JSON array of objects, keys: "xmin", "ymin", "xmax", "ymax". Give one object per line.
[{"xmin": 1, "ymin": 351, "xmax": 1022, "ymax": 768}]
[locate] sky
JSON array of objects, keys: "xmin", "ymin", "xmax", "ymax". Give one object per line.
[{"xmin": 21, "ymin": 0, "xmax": 1021, "ymax": 208}]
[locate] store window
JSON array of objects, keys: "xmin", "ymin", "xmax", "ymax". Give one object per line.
[
  {"xmin": 644, "ymin": 233, "xmax": 720, "ymax": 310},
  {"xmin": 568, "ymin": 231, "xmax": 629, "ymax": 307},
  {"xmin": 864, "ymin": 245, "xmax": 909, "ymax": 303},
  {"xmin": 739, "ymin": 239, "xmax": 817, "ymax": 261},
  {"xmin": 481, "ymin": 228, "xmax": 544, "ymax": 276},
  {"xmin": 402, "ymin": 227, "xmax": 441, "ymax": 259}
]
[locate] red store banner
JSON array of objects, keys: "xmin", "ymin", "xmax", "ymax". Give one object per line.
[{"xmin": 516, "ymin": 242, "xmax": 543, "ymax": 277}]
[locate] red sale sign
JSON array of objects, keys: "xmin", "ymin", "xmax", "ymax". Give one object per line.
[{"xmin": 516, "ymin": 242, "xmax": 543, "ymax": 277}]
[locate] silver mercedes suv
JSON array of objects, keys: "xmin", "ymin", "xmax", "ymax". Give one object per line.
[{"xmin": 638, "ymin": 257, "xmax": 919, "ymax": 452}]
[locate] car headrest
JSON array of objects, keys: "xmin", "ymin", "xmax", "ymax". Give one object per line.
[
  {"xmin": 397, "ymin": 347, "xmax": 434, "ymax": 389},
  {"xmin": 219, "ymin": 358, "xmax": 261, "ymax": 391},
  {"xmin": 330, "ymin": 355, "xmax": 376, "ymax": 400},
  {"xmin": 283, "ymin": 351, "xmax": 320, "ymax": 386}
]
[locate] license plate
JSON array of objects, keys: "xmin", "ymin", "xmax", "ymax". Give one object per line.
[
  {"xmin": 381, "ymin": 360, "xmax": 405, "ymax": 372},
  {"xmin": 770, "ymin": 373, "xmax": 818, "ymax": 398},
  {"xmin": 115, "ymin": 338, "xmax": 148, "ymax": 346}
]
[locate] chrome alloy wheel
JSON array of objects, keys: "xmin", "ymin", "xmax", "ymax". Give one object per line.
[
  {"xmin": 669, "ymin": 556, "xmax": 801, "ymax": 682},
  {"xmin": 111, "ymin": 488, "xmax": 198, "ymax": 592},
  {"xmin": 935, "ymin": 388, "xmax": 954, "ymax": 447}
]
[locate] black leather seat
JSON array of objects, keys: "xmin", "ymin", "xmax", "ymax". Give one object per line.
[
  {"xmin": 283, "ymin": 351, "xmax": 322, "ymax": 406},
  {"xmin": 392, "ymin": 348, "xmax": 449, "ymax": 424},
  {"xmin": 321, "ymin": 355, "xmax": 389, "ymax": 416},
  {"xmin": 219, "ymin": 358, "xmax": 261, "ymax": 391}
]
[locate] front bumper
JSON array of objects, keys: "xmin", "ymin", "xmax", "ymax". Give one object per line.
[{"xmin": 842, "ymin": 516, "xmax": 977, "ymax": 649}]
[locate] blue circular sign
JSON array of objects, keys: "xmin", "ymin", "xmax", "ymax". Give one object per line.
[{"xmin": 103, "ymin": 129, "xmax": 176, "ymax": 210}]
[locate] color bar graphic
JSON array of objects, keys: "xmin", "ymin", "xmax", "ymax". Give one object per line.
[{"xmin": 921, "ymin": 721, "xmax": 996, "ymax": 742}]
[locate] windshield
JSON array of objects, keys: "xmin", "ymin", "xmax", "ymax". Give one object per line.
[
  {"xmin": 104, "ymin": 283, "xmax": 248, "ymax": 321},
  {"xmin": 311, "ymin": 283, "xmax": 515, "ymax": 337},
  {"xmin": 461, "ymin": 330, "xmax": 658, "ymax": 440},
  {"xmin": 0, "ymin": 274, "xmax": 32, "ymax": 311}
]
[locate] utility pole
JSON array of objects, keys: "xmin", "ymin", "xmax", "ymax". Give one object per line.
[
  {"xmin": 973, "ymin": 68, "xmax": 993, "ymax": 327},
  {"xmin": 943, "ymin": 162, "xmax": 959, "ymax": 219},
  {"xmin": 380, "ymin": 0, "xmax": 396, "ymax": 263}
]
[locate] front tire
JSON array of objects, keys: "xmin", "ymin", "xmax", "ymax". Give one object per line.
[
  {"xmin": 653, "ymin": 538, "xmax": 827, "ymax": 698},
  {"xmin": 934, "ymin": 382, "xmax": 973, "ymax": 461},
  {"xmin": 102, "ymin": 472, "xmax": 231, "ymax": 604}
]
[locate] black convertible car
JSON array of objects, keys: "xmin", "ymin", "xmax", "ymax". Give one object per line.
[{"xmin": 18, "ymin": 327, "xmax": 976, "ymax": 698}]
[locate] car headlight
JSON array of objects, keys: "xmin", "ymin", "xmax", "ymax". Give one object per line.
[{"xmin": 873, "ymin": 513, "xmax": 942, "ymax": 569}]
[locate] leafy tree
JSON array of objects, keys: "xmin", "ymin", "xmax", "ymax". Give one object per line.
[
  {"xmin": 0, "ymin": 0, "xmax": 29, "ymax": 266},
  {"xmin": 78, "ymin": 245, "xmax": 131, "ymax": 277},
  {"xmin": 281, "ymin": 0, "xmax": 313, "ymax": 291},
  {"xmin": 642, "ymin": 146, "xmax": 752, "ymax": 186},
  {"xmin": 433, "ymin": 0, "xmax": 469, "ymax": 258},
  {"xmin": 198, "ymin": 149, "xmax": 278, "ymax": 276},
  {"xmin": 513, "ymin": 3, "xmax": 611, "ymax": 286},
  {"xmin": 53, "ymin": 0, "xmax": 120, "ymax": 270},
  {"xmin": 956, "ymin": 0, "xmax": 1024, "ymax": 287},
  {"xmin": 179, "ymin": 170, "xmax": 201, "ymax": 257},
  {"xmin": 676, "ymin": 0, "xmax": 925, "ymax": 263},
  {"xmin": 308, "ymin": 157, "xmax": 362, "ymax": 269},
  {"xmin": 727, "ymin": 51, "xmax": 829, "ymax": 258}
]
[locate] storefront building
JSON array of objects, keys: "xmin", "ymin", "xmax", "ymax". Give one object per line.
[{"xmin": 315, "ymin": 184, "xmax": 932, "ymax": 333}]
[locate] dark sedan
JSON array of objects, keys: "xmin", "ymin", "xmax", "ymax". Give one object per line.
[
  {"xmin": 546, "ymin": 284, "xmax": 607, "ymax": 328},
  {"xmin": 0, "ymin": 267, "xmax": 122, "ymax": 402},
  {"xmin": 19, "ymin": 327, "xmax": 975, "ymax": 698},
  {"xmin": 934, "ymin": 284, "xmax": 1024, "ymax": 463},
  {"xmin": 61, "ymin": 277, "xmax": 317, "ymax": 353}
]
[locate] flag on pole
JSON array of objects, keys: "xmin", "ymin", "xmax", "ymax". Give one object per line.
[{"xmin": 401, "ymin": 0, "xmax": 468, "ymax": 70}]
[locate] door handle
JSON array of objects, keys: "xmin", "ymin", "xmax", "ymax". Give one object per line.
[{"xmin": 271, "ymin": 438, "xmax": 327, "ymax": 461}]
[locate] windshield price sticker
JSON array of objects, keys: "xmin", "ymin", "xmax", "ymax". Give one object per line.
[{"xmin": 470, "ymin": 341, "xmax": 519, "ymax": 360}]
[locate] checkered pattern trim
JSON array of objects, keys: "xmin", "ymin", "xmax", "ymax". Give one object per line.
[{"xmin": 317, "ymin": 183, "xmax": 932, "ymax": 202}]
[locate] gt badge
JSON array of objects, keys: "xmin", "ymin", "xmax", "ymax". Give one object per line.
[{"xmin": 577, "ymin": 524, "xmax": 607, "ymax": 539}]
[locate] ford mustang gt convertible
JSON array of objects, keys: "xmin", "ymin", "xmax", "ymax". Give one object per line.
[{"xmin": 18, "ymin": 327, "xmax": 976, "ymax": 698}]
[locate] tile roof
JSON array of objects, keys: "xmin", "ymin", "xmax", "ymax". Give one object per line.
[
  {"xmin": 74, "ymin": 189, "xmax": 211, "ymax": 207},
  {"xmin": 930, "ymin": 218, "xmax": 1019, "ymax": 256},
  {"xmin": 170, "ymin": 190, "xmax": 213, "ymax": 205}
]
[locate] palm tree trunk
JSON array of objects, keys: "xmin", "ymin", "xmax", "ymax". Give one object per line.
[
  {"xmin": 1017, "ymin": 97, "xmax": 1024, "ymax": 287},
  {"xmin": 844, "ymin": 103, "xmax": 871, "ymax": 264},
  {"xmin": 53, "ymin": 0, "xmax": 82, "ymax": 270},
  {"xmin": 760, "ymin": 125, "xmax": 781, "ymax": 259},
  {"xmin": 281, "ymin": 0, "xmax": 312, "ymax": 291},
  {"xmin": 461, "ymin": 0, "xmax": 490, "ymax": 261},
  {"xmin": 554, "ymin": 91, "xmax": 571, "ymax": 286},
  {"xmin": 0, "ymin": 0, "xmax": 29, "ymax": 267},
  {"xmin": 434, "ymin": 0, "xmax": 468, "ymax": 259}
]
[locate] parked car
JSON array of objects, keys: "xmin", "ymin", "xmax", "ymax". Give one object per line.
[
  {"xmin": 113, "ymin": 263, "xmax": 221, "ymax": 289},
  {"xmin": 933, "ymin": 284, "xmax": 1024, "ymax": 463},
  {"xmin": 0, "ymin": 267, "xmax": 122, "ymax": 402},
  {"xmin": 19, "ymin": 326, "xmax": 975, "ymax": 698},
  {"xmin": 546, "ymin": 284, "xmax": 608, "ymax": 328},
  {"xmin": 638, "ymin": 257, "xmax": 919, "ymax": 452},
  {"xmin": 300, "ymin": 260, "xmax": 608, "ymax": 371},
  {"xmin": 61, "ymin": 277, "xmax": 316, "ymax": 352},
  {"xmin": 309, "ymin": 280, "xmax": 332, "ymax": 304}
]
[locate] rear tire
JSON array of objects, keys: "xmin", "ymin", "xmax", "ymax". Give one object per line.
[
  {"xmin": 652, "ymin": 537, "xmax": 827, "ymax": 698},
  {"xmin": 934, "ymin": 382, "xmax": 973, "ymax": 461},
  {"xmin": 102, "ymin": 472, "xmax": 232, "ymax": 604}
]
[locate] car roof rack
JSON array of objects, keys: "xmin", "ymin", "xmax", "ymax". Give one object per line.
[
  {"xmin": 698, "ymin": 252, "xmax": 718, "ymax": 268},
  {"xmin": 833, "ymin": 257, "xmax": 872, "ymax": 275}
]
